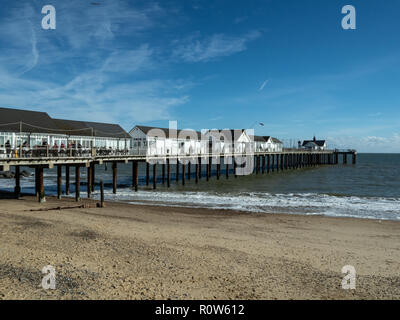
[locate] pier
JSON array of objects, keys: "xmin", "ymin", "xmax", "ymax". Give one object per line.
[{"xmin": 0, "ymin": 148, "xmax": 356, "ymax": 203}]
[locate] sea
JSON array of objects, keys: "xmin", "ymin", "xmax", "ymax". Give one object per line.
[{"xmin": 1, "ymin": 153, "xmax": 399, "ymax": 221}]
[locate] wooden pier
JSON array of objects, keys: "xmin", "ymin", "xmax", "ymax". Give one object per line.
[{"xmin": 0, "ymin": 149, "xmax": 356, "ymax": 203}]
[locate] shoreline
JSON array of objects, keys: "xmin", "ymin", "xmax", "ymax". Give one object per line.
[
  {"xmin": 1, "ymin": 189, "xmax": 398, "ymax": 223},
  {"xmin": 0, "ymin": 195, "xmax": 399, "ymax": 299}
]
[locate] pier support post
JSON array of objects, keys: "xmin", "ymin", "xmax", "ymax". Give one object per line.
[
  {"xmin": 132, "ymin": 161, "xmax": 138, "ymax": 192},
  {"xmin": 272, "ymin": 155, "xmax": 275, "ymax": 172},
  {"xmin": 57, "ymin": 165, "xmax": 62, "ymax": 199},
  {"xmin": 234, "ymin": 157, "xmax": 237, "ymax": 178},
  {"xmin": 188, "ymin": 161, "xmax": 191, "ymax": 181},
  {"xmin": 100, "ymin": 180, "xmax": 104, "ymax": 208},
  {"xmin": 65, "ymin": 165, "xmax": 70, "ymax": 195},
  {"xmin": 352, "ymin": 154, "xmax": 356, "ymax": 165},
  {"xmin": 207, "ymin": 157, "xmax": 211, "ymax": 181},
  {"xmin": 198, "ymin": 157, "xmax": 202, "ymax": 180},
  {"xmin": 226, "ymin": 158, "xmax": 229, "ymax": 179},
  {"xmin": 217, "ymin": 161, "xmax": 220, "ymax": 179},
  {"xmin": 267, "ymin": 155, "xmax": 270, "ymax": 174},
  {"xmin": 195, "ymin": 161, "xmax": 199, "ymax": 184},
  {"xmin": 35, "ymin": 167, "xmax": 39, "ymax": 199},
  {"xmin": 75, "ymin": 166, "xmax": 80, "ymax": 202},
  {"xmin": 91, "ymin": 163, "xmax": 95, "ymax": 192},
  {"xmin": 87, "ymin": 165, "xmax": 92, "ymax": 198},
  {"xmin": 281, "ymin": 154, "xmax": 284, "ymax": 171},
  {"xmin": 38, "ymin": 166, "xmax": 45, "ymax": 203},
  {"xmin": 14, "ymin": 166, "xmax": 21, "ymax": 199},
  {"xmin": 112, "ymin": 162, "xmax": 117, "ymax": 194},
  {"xmin": 153, "ymin": 163, "xmax": 157, "ymax": 189},
  {"xmin": 162, "ymin": 163, "xmax": 165, "ymax": 184},
  {"xmin": 176, "ymin": 161, "xmax": 179, "ymax": 182},
  {"xmin": 167, "ymin": 159, "xmax": 171, "ymax": 188},
  {"xmin": 146, "ymin": 162, "xmax": 150, "ymax": 186},
  {"xmin": 343, "ymin": 154, "xmax": 347, "ymax": 164},
  {"xmin": 182, "ymin": 163, "xmax": 185, "ymax": 186},
  {"xmin": 276, "ymin": 154, "xmax": 280, "ymax": 172}
]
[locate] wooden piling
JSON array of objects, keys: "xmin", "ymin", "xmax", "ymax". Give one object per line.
[
  {"xmin": 87, "ymin": 165, "xmax": 92, "ymax": 198},
  {"xmin": 162, "ymin": 163, "xmax": 165, "ymax": 184},
  {"xmin": 112, "ymin": 162, "xmax": 117, "ymax": 194},
  {"xmin": 75, "ymin": 165, "xmax": 80, "ymax": 202},
  {"xmin": 153, "ymin": 163, "xmax": 157, "ymax": 189},
  {"xmin": 188, "ymin": 161, "xmax": 191, "ymax": 181},
  {"xmin": 262, "ymin": 155, "xmax": 265, "ymax": 174},
  {"xmin": 182, "ymin": 163, "xmax": 185, "ymax": 186},
  {"xmin": 226, "ymin": 158, "xmax": 229, "ymax": 179},
  {"xmin": 100, "ymin": 180, "xmax": 104, "ymax": 208},
  {"xmin": 167, "ymin": 159, "xmax": 170, "ymax": 188},
  {"xmin": 195, "ymin": 160, "xmax": 199, "ymax": 184},
  {"xmin": 38, "ymin": 166, "xmax": 45, "ymax": 203},
  {"xmin": 267, "ymin": 155, "xmax": 270, "ymax": 174},
  {"xmin": 14, "ymin": 166, "xmax": 21, "ymax": 199},
  {"xmin": 352, "ymin": 153, "xmax": 356, "ymax": 164},
  {"xmin": 280, "ymin": 154, "xmax": 284, "ymax": 171},
  {"xmin": 91, "ymin": 163, "xmax": 95, "ymax": 192},
  {"xmin": 176, "ymin": 161, "xmax": 179, "ymax": 182},
  {"xmin": 57, "ymin": 165, "xmax": 62, "ymax": 199},
  {"xmin": 146, "ymin": 162, "xmax": 150, "ymax": 186},
  {"xmin": 276, "ymin": 154, "xmax": 280, "ymax": 172},
  {"xmin": 198, "ymin": 157, "xmax": 202, "ymax": 180},
  {"xmin": 132, "ymin": 161, "xmax": 138, "ymax": 191},
  {"xmin": 272, "ymin": 155, "xmax": 275, "ymax": 172},
  {"xmin": 217, "ymin": 162, "xmax": 220, "ymax": 180},
  {"xmin": 65, "ymin": 165, "xmax": 70, "ymax": 195}
]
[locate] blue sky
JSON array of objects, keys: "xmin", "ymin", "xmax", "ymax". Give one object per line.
[{"xmin": 0, "ymin": 0, "xmax": 399, "ymax": 152}]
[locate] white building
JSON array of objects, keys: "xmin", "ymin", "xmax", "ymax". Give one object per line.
[
  {"xmin": 0, "ymin": 107, "xmax": 130, "ymax": 157},
  {"xmin": 253, "ymin": 136, "xmax": 283, "ymax": 152},
  {"xmin": 301, "ymin": 137, "xmax": 327, "ymax": 150},
  {"xmin": 129, "ymin": 126, "xmax": 257, "ymax": 156}
]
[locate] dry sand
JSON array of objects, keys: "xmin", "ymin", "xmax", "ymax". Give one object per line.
[{"xmin": 0, "ymin": 195, "xmax": 399, "ymax": 300}]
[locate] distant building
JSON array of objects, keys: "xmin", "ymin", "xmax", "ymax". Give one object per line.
[
  {"xmin": 129, "ymin": 125, "xmax": 204, "ymax": 156},
  {"xmin": 301, "ymin": 136, "xmax": 327, "ymax": 150},
  {"xmin": 253, "ymin": 135, "xmax": 283, "ymax": 152},
  {"xmin": 0, "ymin": 107, "xmax": 130, "ymax": 156},
  {"xmin": 129, "ymin": 126, "xmax": 259, "ymax": 156}
]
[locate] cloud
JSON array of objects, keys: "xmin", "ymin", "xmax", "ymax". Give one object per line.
[
  {"xmin": 258, "ymin": 79, "xmax": 269, "ymax": 91},
  {"xmin": 327, "ymin": 134, "xmax": 400, "ymax": 153},
  {"xmin": 173, "ymin": 31, "xmax": 261, "ymax": 62},
  {"xmin": 0, "ymin": 1, "xmax": 191, "ymax": 128}
]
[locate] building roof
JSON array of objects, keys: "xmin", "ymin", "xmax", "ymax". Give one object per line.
[
  {"xmin": 271, "ymin": 137, "xmax": 283, "ymax": 144},
  {"xmin": 0, "ymin": 107, "xmax": 60, "ymax": 134},
  {"xmin": 302, "ymin": 138, "xmax": 326, "ymax": 147},
  {"xmin": 53, "ymin": 119, "xmax": 130, "ymax": 139},
  {"xmin": 0, "ymin": 107, "xmax": 130, "ymax": 138},
  {"xmin": 133, "ymin": 125, "xmax": 203, "ymax": 139}
]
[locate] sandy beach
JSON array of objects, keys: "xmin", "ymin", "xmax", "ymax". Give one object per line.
[{"xmin": 0, "ymin": 194, "xmax": 399, "ymax": 300}]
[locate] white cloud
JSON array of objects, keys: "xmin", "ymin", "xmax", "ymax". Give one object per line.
[
  {"xmin": 258, "ymin": 79, "xmax": 269, "ymax": 91},
  {"xmin": 327, "ymin": 134, "xmax": 400, "ymax": 153},
  {"xmin": 173, "ymin": 31, "xmax": 261, "ymax": 62}
]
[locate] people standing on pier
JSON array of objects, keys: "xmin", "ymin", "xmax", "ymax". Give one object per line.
[{"xmin": 5, "ymin": 140, "xmax": 11, "ymax": 158}]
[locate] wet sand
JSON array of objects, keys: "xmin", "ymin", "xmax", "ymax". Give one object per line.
[{"xmin": 0, "ymin": 195, "xmax": 399, "ymax": 299}]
